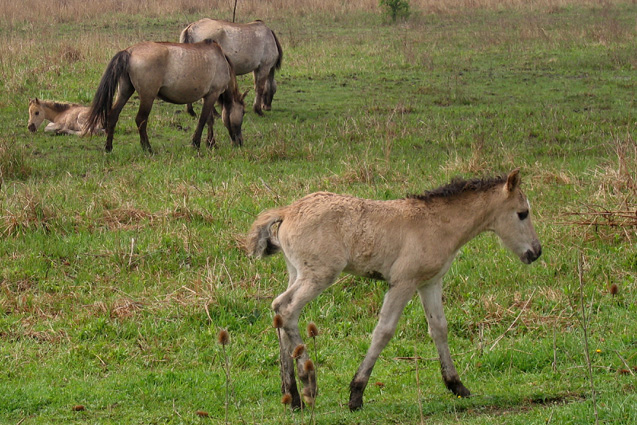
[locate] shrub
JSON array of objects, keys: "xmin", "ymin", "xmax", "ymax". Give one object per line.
[{"xmin": 380, "ymin": 0, "xmax": 410, "ymax": 22}]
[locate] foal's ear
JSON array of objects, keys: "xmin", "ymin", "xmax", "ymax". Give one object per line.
[
  {"xmin": 505, "ymin": 168, "xmax": 521, "ymax": 193},
  {"xmin": 241, "ymin": 89, "xmax": 250, "ymax": 101}
]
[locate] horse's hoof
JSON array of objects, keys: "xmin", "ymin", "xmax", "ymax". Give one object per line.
[{"xmin": 348, "ymin": 399, "xmax": 363, "ymax": 411}]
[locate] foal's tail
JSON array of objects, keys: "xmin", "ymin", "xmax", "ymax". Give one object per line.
[
  {"xmin": 246, "ymin": 207, "xmax": 288, "ymax": 258},
  {"xmin": 84, "ymin": 50, "xmax": 130, "ymax": 134}
]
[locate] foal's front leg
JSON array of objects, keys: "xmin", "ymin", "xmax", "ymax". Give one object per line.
[
  {"xmin": 418, "ymin": 281, "xmax": 471, "ymax": 397},
  {"xmin": 349, "ymin": 284, "xmax": 416, "ymax": 411}
]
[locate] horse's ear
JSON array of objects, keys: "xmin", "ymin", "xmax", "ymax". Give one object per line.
[
  {"xmin": 35, "ymin": 97, "xmax": 40, "ymax": 104},
  {"xmin": 505, "ymin": 168, "xmax": 521, "ymax": 193}
]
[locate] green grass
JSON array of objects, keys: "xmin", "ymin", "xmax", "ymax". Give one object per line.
[{"xmin": 1, "ymin": 2, "xmax": 636, "ymax": 424}]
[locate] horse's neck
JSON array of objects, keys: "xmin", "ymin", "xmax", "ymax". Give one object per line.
[{"xmin": 426, "ymin": 193, "xmax": 497, "ymax": 251}]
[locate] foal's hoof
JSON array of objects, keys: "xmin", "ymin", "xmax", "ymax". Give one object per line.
[
  {"xmin": 447, "ymin": 380, "xmax": 471, "ymax": 398},
  {"xmin": 302, "ymin": 387, "xmax": 316, "ymax": 406}
]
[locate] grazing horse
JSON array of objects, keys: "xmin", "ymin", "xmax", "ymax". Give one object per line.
[
  {"xmin": 247, "ymin": 169, "xmax": 542, "ymax": 411},
  {"xmin": 180, "ymin": 19, "xmax": 283, "ymax": 116},
  {"xmin": 84, "ymin": 40, "xmax": 247, "ymax": 153},
  {"xmin": 27, "ymin": 98, "xmax": 101, "ymax": 135}
]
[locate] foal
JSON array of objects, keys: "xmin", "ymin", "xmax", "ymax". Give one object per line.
[
  {"xmin": 247, "ymin": 169, "xmax": 542, "ymax": 410},
  {"xmin": 27, "ymin": 98, "xmax": 100, "ymax": 135}
]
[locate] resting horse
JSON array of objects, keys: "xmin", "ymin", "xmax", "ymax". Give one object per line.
[
  {"xmin": 28, "ymin": 98, "xmax": 101, "ymax": 135},
  {"xmin": 247, "ymin": 169, "xmax": 542, "ymax": 410},
  {"xmin": 180, "ymin": 19, "xmax": 282, "ymax": 116},
  {"xmin": 84, "ymin": 40, "xmax": 247, "ymax": 153}
]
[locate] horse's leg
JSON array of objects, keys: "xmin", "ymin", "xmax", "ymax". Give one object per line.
[
  {"xmin": 195, "ymin": 94, "xmax": 219, "ymax": 149},
  {"xmin": 205, "ymin": 105, "xmax": 216, "ymax": 149},
  {"xmin": 252, "ymin": 69, "xmax": 266, "ymax": 116},
  {"xmin": 186, "ymin": 103, "xmax": 196, "ymax": 117},
  {"xmin": 44, "ymin": 122, "xmax": 61, "ymax": 133},
  {"xmin": 349, "ymin": 283, "xmax": 416, "ymax": 411},
  {"xmin": 105, "ymin": 80, "xmax": 135, "ymax": 152},
  {"xmin": 273, "ymin": 265, "xmax": 342, "ymax": 408},
  {"xmin": 135, "ymin": 95, "xmax": 156, "ymax": 153},
  {"xmin": 276, "ymin": 259, "xmax": 302, "ymax": 407},
  {"xmin": 263, "ymin": 68, "xmax": 277, "ymax": 111},
  {"xmin": 417, "ymin": 281, "xmax": 470, "ymax": 397}
]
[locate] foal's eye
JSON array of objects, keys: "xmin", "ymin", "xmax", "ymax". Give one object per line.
[
  {"xmin": 35, "ymin": 112, "xmax": 39, "ymax": 116},
  {"xmin": 517, "ymin": 210, "xmax": 529, "ymax": 220}
]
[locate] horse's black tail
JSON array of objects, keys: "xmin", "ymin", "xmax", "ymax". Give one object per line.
[
  {"xmin": 84, "ymin": 50, "xmax": 130, "ymax": 134},
  {"xmin": 271, "ymin": 30, "xmax": 283, "ymax": 70}
]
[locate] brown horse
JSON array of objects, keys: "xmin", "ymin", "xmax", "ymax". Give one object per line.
[
  {"xmin": 84, "ymin": 40, "xmax": 247, "ymax": 153},
  {"xmin": 180, "ymin": 19, "xmax": 282, "ymax": 116},
  {"xmin": 28, "ymin": 98, "xmax": 102, "ymax": 135},
  {"xmin": 247, "ymin": 169, "xmax": 542, "ymax": 411}
]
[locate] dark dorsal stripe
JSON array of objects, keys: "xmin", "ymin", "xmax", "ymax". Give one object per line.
[
  {"xmin": 408, "ymin": 174, "xmax": 507, "ymax": 202},
  {"xmin": 47, "ymin": 101, "xmax": 77, "ymax": 112}
]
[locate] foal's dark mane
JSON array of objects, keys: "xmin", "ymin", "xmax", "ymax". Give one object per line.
[
  {"xmin": 408, "ymin": 174, "xmax": 507, "ymax": 202},
  {"xmin": 43, "ymin": 101, "xmax": 77, "ymax": 112}
]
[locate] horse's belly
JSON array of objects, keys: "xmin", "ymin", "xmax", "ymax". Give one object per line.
[{"xmin": 158, "ymin": 85, "xmax": 208, "ymax": 104}]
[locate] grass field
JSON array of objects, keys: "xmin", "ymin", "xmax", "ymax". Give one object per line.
[{"xmin": 0, "ymin": 1, "xmax": 635, "ymax": 424}]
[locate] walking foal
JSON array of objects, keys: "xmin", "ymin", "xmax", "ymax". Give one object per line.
[{"xmin": 247, "ymin": 169, "xmax": 542, "ymax": 410}]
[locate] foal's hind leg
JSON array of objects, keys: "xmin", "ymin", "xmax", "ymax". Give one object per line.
[
  {"xmin": 273, "ymin": 264, "xmax": 342, "ymax": 407},
  {"xmin": 349, "ymin": 282, "xmax": 417, "ymax": 411},
  {"xmin": 418, "ymin": 280, "xmax": 470, "ymax": 397},
  {"xmin": 276, "ymin": 260, "xmax": 301, "ymax": 406}
]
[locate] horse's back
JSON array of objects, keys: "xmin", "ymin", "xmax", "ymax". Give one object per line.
[
  {"xmin": 182, "ymin": 19, "xmax": 278, "ymax": 75},
  {"xmin": 277, "ymin": 192, "xmax": 413, "ymax": 276},
  {"xmin": 127, "ymin": 41, "xmax": 231, "ymax": 104}
]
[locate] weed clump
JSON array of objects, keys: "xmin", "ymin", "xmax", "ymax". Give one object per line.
[{"xmin": 0, "ymin": 138, "xmax": 31, "ymax": 185}]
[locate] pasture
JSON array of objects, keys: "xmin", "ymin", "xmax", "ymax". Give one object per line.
[{"xmin": 0, "ymin": 0, "xmax": 635, "ymax": 424}]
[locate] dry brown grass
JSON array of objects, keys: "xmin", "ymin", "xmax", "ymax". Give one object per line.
[
  {"xmin": 0, "ymin": 0, "xmax": 628, "ymax": 27},
  {"xmin": 559, "ymin": 133, "xmax": 637, "ymax": 242}
]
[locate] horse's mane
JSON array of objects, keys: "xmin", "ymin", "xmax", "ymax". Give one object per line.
[
  {"xmin": 221, "ymin": 54, "xmax": 245, "ymax": 104},
  {"xmin": 39, "ymin": 100, "xmax": 79, "ymax": 112},
  {"xmin": 407, "ymin": 174, "xmax": 507, "ymax": 202}
]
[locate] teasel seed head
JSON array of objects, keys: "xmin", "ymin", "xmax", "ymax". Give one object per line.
[
  {"xmin": 304, "ymin": 359, "xmax": 315, "ymax": 372},
  {"xmin": 196, "ymin": 410, "xmax": 209, "ymax": 417},
  {"xmin": 218, "ymin": 329, "xmax": 230, "ymax": 346},
  {"xmin": 281, "ymin": 393, "xmax": 292, "ymax": 405},
  {"xmin": 610, "ymin": 283, "xmax": 618, "ymax": 296},
  {"xmin": 292, "ymin": 344, "xmax": 305, "ymax": 359},
  {"xmin": 273, "ymin": 314, "xmax": 283, "ymax": 329},
  {"xmin": 307, "ymin": 322, "xmax": 319, "ymax": 338}
]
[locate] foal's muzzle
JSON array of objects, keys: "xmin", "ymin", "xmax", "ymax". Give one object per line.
[
  {"xmin": 522, "ymin": 242, "xmax": 542, "ymax": 264},
  {"xmin": 28, "ymin": 123, "xmax": 37, "ymax": 133}
]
